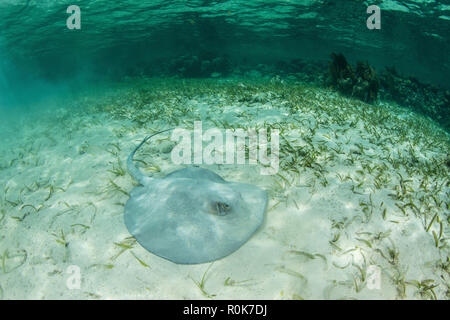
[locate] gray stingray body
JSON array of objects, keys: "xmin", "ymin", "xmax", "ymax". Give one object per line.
[{"xmin": 124, "ymin": 130, "xmax": 268, "ymax": 264}]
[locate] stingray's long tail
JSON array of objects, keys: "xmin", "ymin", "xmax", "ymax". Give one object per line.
[{"xmin": 127, "ymin": 128, "xmax": 174, "ymax": 185}]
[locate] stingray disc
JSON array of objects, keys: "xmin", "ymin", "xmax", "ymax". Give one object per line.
[{"xmin": 124, "ymin": 167, "xmax": 267, "ymax": 264}]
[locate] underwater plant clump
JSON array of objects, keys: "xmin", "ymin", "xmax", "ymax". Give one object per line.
[
  {"xmin": 329, "ymin": 52, "xmax": 380, "ymax": 103},
  {"xmin": 353, "ymin": 61, "xmax": 380, "ymax": 103}
]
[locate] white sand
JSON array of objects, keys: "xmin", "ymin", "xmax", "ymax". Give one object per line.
[{"xmin": 0, "ymin": 77, "xmax": 448, "ymax": 299}]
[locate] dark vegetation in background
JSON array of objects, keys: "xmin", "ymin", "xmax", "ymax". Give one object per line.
[
  {"xmin": 378, "ymin": 66, "xmax": 450, "ymax": 130},
  {"xmin": 326, "ymin": 52, "xmax": 449, "ymax": 130},
  {"xmin": 327, "ymin": 53, "xmax": 448, "ymax": 131},
  {"xmin": 156, "ymin": 51, "xmax": 449, "ymax": 131},
  {"xmin": 329, "ymin": 53, "xmax": 380, "ymax": 103}
]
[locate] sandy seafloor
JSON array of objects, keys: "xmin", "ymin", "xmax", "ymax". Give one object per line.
[{"xmin": 0, "ymin": 77, "xmax": 448, "ymax": 300}]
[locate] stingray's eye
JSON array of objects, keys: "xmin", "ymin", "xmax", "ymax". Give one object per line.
[{"xmin": 215, "ymin": 202, "xmax": 231, "ymax": 216}]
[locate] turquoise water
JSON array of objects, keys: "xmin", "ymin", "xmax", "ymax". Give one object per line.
[
  {"xmin": 1, "ymin": 1, "xmax": 448, "ymax": 127},
  {"xmin": 0, "ymin": 1, "xmax": 449, "ymax": 300}
]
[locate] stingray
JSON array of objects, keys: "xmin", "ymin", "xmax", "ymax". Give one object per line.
[{"xmin": 124, "ymin": 129, "xmax": 268, "ymax": 264}]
